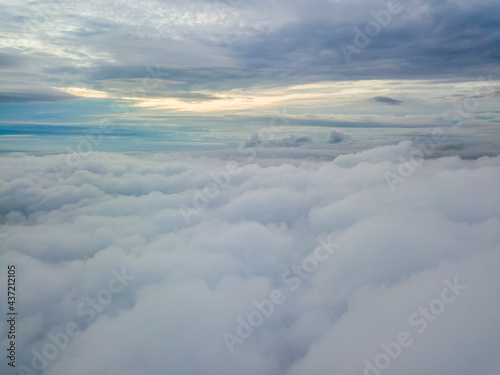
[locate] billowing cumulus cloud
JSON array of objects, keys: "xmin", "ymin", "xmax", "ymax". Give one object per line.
[{"xmin": 1, "ymin": 143, "xmax": 500, "ymax": 375}]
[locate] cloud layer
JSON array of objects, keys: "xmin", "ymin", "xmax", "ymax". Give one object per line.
[
  {"xmin": 1, "ymin": 143, "xmax": 500, "ymax": 374},
  {"xmin": 2, "ymin": 0, "xmax": 500, "ymax": 112}
]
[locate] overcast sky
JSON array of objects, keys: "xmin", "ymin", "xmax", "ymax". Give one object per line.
[{"xmin": 1, "ymin": 0, "xmax": 500, "ymax": 154}]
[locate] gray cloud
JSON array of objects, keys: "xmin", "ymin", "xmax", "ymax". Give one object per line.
[
  {"xmin": 0, "ymin": 52, "xmax": 25, "ymax": 68},
  {"xmin": 328, "ymin": 130, "xmax": 352, "ymax": 144},
  {"xmin": 372, "ymin": 96, "xmax": 403, "ymax": 105},
  {"xmin": 1, "ymin": 0, "xmax": 499, "ymax": 96},
  {"xmin": 243, "ymin": 133, "xmax": 312, "ymax": 148},
  {"xmin": 1, "ymin": 143, "xmax": 499, "ymax": 374},
  {"xmin": 0, "ymin": 91, "xmax": 75, "ymax": 103}
]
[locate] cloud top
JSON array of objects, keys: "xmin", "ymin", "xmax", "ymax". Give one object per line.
[{"xmin": 1, "ymin": 143, "xmax": 500, "ymax": 374}]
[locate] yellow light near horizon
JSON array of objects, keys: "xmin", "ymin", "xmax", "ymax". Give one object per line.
[
  {"xmin": 128, "ymin": 90, "xmax": 331, "ymax": 112},
  {"xmin": 55, "ymin": 87, "xmax": 109, "ymax": 99},
  {"xmin": 54, "ymin": 78, "xmax": 500, "ymax": 114}
]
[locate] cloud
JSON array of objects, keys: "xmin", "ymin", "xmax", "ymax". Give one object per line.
[
  {"xmin": 328, "ymin": 130, "xmax": 352, "ymax": 144},
  {"xmin": 372, "ymin": 96, "xmax": 403, "ymax": 105},
  {"xmin": 2, "ymin": 0, "xmax": 500, "ymax": 102},
  {"xmin": 1, "ymin": 1, "xmax": 500, "ymax": 373},
  {"xmin": 0, "ymin": 52, "xmax": 25, "ymax": 68},
  {"xmin": 1, "ymin": 143, "xmax": 500, "ymax": 374},
  {"xmin": 0, "ymin": 91, "xmax": 76, "ymax": 103},
  {"xmin": 164, "ymin": 92, "xmax": 220, "ymax": 103},
  {"xmin": 243, "ymin": 133, "xmax": 312, "ymax": 148}
]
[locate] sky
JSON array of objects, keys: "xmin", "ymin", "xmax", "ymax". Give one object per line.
[
  {"xmin": 1, "ymin": 1, "xmax": 500, "ymax": 375},
  {"xmin": 0, "ymin": 0, "xmax": 499, "ymax": 155}
]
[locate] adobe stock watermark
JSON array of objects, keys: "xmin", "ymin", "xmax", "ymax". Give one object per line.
[
  {"xmin": 223, "ymin": 236, "xmax": 339, "ymax": 354},
  {"xmin": 178, "ymin": 107, "xmax": 291, "ymax": 224},
  {"xmin": 384, "ymin": 74, "xmax": 498, "ymax": 192},
  {"xmin": 16, "ymin": 268, "xmax": 134, "ymax": 375},
  {"xmin": 51, "ymin": 65, "xmax": 169, "ymax": 182},
  {"xmin": 355, "ymin": 278, "xmax": 467, "ymax": 375},
  {"xmin": 237, "ymin": 107, "xmax": 291, "ymax": 163},
  {"xmin": 340, "ymin": 1, "xmax": 403, "ymax": 64},
  {"xmin": 442, "ymin": 74, "xmax": 498, "ymax": 128},
  {"xmin": 383, "ymin": 128, "xmax": 446, "ymax": 192},
  {"xmin": 178, "ymin": 161, "xmax": 242, "ymax": 224}
]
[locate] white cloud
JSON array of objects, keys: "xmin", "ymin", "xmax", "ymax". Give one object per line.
[{"xmin": 1, "ymin": 143, "xmax": 499, "ymax": 374}]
